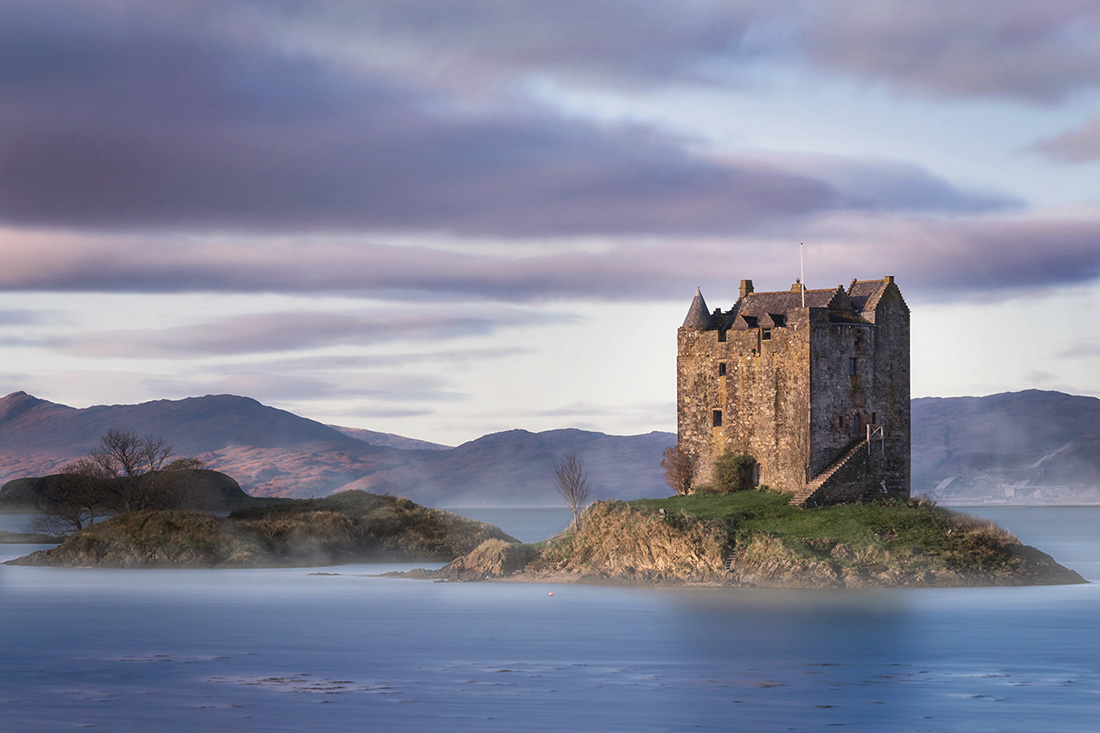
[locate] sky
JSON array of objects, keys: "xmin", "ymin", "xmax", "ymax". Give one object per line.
[{"xmin": 1, "ymin": 1, "xmax": 1099, "ymax": 446}]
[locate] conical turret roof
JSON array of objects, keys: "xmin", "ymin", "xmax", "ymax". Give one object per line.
[{"xmin": 681, "ymin": 288, "xmax": 714, "ymax": 329}]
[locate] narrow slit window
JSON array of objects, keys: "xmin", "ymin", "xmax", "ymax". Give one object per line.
[
  {"xmin": 712, "ymin": 410, "xmax": 723, "ymax": 427},
  {"xmin": 849, "ymin": 357, "xmax": 858, "ymax": 375},
  {"xmin": 718, "ymin": 362, "xmax": 727, "ymax": 376}
]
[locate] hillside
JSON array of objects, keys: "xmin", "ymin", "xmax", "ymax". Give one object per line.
[
  {"xmin": 912, "ymin": 390, "xmax": 1100, "ymax": 504},
  {"xmin": 7, "ymin": 490, "xmax": 515, "ymax": 568},
  {"xmin": 328, "ymin": 425, "xmax": 450, "ymax": 451},
  {"xmin": 0, "ymin": 469, "xmax": 268, "ymax": 513},
  {"xmin": 0, "ymin": 391, "xmax": 395, "ymax": 499},
  {"xmin": 3, "ymin": 389, "xmax": 1099, "ymax": 507},
  {"xmin": 342, "ymin": 428, "xmax": 672, "ymax": 506},
  {"xmin": 0, "ymin": 391, "xmax": 673, "ymax": 505}
]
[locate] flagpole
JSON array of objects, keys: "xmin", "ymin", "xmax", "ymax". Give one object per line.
[{"xmin": 800, "ymin": 243, "xmax": 805, "ymax": 307}]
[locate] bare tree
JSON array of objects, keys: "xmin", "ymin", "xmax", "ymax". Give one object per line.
[
  {"xmin": 33, "ymin": 430, "xmax": 205, "ymax": 535},
  {"xmin": 89, "ymin": 429, "xmax": 175, "ymax": 513},
  {"xmin": 30, "ymin": 459, "xmax": 113, "ymax": 536},
  {"xmin": 660, "ymin": 445, "xmax": 696, "ymax": 496},
  {"xmin": 554, "ymin": 452, "xmax": 591, "ymax": 528}
]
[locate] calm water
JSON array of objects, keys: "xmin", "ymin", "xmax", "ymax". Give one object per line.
[{"xmin": 1, "ymin": 507, "xmax": 1098, "ymax": 731}]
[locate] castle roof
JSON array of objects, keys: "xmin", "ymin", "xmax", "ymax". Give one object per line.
[
  {"xmin": 847, "ymin": 278, "xmax": 886, "ymax": 315},
  {"xmin": 732, "ymin": 286, "xmax": 845, "ymax": 319},
  {"xmin": 692, "ymin": 277, "xmax": 902, "ymax": 331},
  {"xmin": 681, "ymin": 287, "xmax": 715, "ymax": 329},
  {"xmin": 847, "ymin": 276, "xmax": 907, "ymax": 320}
]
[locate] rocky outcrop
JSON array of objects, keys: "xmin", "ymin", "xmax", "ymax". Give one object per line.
[
  {"xmin": 414, "ymin": 497, "xmax": 1085, "ymax": 588},
  {"xmin": 6, "ymin": 490, "xmax": 515, "ymax": 568}
]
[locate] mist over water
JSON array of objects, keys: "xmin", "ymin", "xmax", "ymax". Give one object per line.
[{"xmin": 1, "ymin": 507, "xmax": 1098, "ymax": 731}]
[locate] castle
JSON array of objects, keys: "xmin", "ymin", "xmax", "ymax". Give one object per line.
[{"xmin": 677, "ymin": 276, "xmax": 910, "ymax": 506}]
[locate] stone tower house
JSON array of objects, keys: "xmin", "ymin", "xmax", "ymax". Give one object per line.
[{"xmin": 677, "ymin": 277, "xmax": 910, "ymax": 506}]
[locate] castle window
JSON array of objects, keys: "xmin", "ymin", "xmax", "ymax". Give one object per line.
[
  {"xmin": 717, "ymin": 330, "xmax": 726, "ymax": 343},
  {"xmin": 848, "ymin": 357, "xmax": 858, "ymax": 375},
  {"xmin": 761, "ymin": 328, "xmax": 772, "ymax": 340},
  {"xmin": 871, "ymin": 411, "xmax": 877, "ymax": 424},
  {"xmin": 718, "ymin": 362, "xmax": 727, "ymax": 376},
  {"xmin": 712, "ymin": 410, "xmax": 723, "ymax": 427}
]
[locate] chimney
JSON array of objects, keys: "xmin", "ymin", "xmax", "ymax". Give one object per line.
[{"xmin": 739, "ymin": 279, "xmax": 754, "ymax": 299}]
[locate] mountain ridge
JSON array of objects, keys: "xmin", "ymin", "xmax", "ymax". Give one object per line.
[{"xmin": 3, "ymin": 389, "xmax": 1100, "ymax": 506}]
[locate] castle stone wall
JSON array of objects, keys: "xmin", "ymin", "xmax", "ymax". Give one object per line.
[{"xmin": 677, "ymin": 277, "xmax": 910, "ymax": 502}]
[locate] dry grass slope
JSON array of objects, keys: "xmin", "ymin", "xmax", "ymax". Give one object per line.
[
  {"xmin": 6, "ymin": 490, "xmax": 516, "ymax": 568},
  {"xmin": 427, "ymin": 492, "xmax": 1085, "ymax": 588}
]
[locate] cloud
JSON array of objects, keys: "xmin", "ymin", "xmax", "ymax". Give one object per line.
[
  {"xmin": 1032, "ymin": 116, "xmax": 1100, "ymax": 162},
  {"xmin": 274, "ymin": 1, "xmax": 1100, "ymax": 103},
  {"xmin": 0, "ymin": 2, "xmax": 828, "ymax": 235},
  {"xmin": 1058, "ymin": 339, "xmax": 1100, "ymax": 359},
  {"xmin": 799, "ymin": 1, "xmax": 1100, "ymax": 103},
  {"xmin": 799, "ymin": 214, "xmax": 1100, "ymax": 300},
  {"xmin": 58, "ymin": 307, "xmax": 564, "ymax": 358},
  {"xmin": 141, "ymin": 371, "xmax": 467, "ymax": 405},
  {"xmin": 254, "ymin": 347, "xmax": 535, "ymax": 372},
  {"xmin": 783, "ymin": 155, "xmax": 1020, "ymax": 214},
  {"xmin": 0, "ymin": 1, "xmax": 1022, "ymax": 238},
  {"xmin": 0, "ymin": 308, "xmax": 50, "ymax": 327},
  {"xmin": 3, "ymin": 208, "xmax": 1098, "ymax": 305}
]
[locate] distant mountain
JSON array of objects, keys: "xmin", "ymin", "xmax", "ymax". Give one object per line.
[
  {"xmin": 328, "ymin": 425, "xmax": 450, "ymax": 451},
  {"xmin": 0, "ymin": 391, "xmax": 392, "ymax": 499},
  {"xmin": 4, "ymin": 389, "xmax": 1099, "ymax": 507},
  {"xmin": 913, "ymin": 390, "xmax": 1100, "ymax": 505},
  {"xmin": 342, "ymin": 428, "xmax": 674, "ymax": 506},
  {"xmin": 0, "ymin": 391, "xmax": 675, "ymax": 506}
]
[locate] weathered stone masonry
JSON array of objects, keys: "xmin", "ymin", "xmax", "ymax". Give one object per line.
[{"xmin": 677, "ymin": 277, "xmax": 910, "ymax": 505}]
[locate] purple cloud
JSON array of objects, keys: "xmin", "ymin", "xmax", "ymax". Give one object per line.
[
  {"xmin": 1032, "ymin": 116, "xmax": 1100, "ymax": 162},
  {"xmin": 2, "ymin": 210, "xmax": 1097, "ymax": 305},
  {"xmin": 58, "ymin": 308, "xmax": 567, "ymax": 358},
  {"xmin": 0, "ymin": 2, "xmax": 825, "ymax": 235},
  {"xmin": 140, "ymin": 371, "xmax": 466, "ymax": 405},
  {"xmin": 800, "ymin": 1, "xmax": 1100, "ymax": 104},
  {"xmin": 0, "ymin": 1, "xmax": 1020, "ymax": 238},
  {"xmin": 268, "ymin": 1, "xmax": 1100, "ymax": 103}
]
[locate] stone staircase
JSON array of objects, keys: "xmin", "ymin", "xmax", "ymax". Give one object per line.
[{"xmin": 789, "ymin": 438, "xmax": 868, "ymax": 507}]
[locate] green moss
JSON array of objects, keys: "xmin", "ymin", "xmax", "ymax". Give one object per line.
[{"xmin": 624, "ymin": 492, "xmax": 1076, "ymax": 582}]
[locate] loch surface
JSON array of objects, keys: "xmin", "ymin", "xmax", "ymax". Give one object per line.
[{"xmin": 1, "ymin": 506, "xmax": 1097, "ymax": 731}]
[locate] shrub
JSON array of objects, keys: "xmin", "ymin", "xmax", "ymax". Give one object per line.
[
  {"xmin": 660, "ymin": 445, "xmax": 696, "ymax": 496},
  {"xmin": 712, "ymin": 451, "xmax": 756, "ymax": 493}
]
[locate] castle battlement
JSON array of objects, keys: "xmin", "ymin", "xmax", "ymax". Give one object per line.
[{"xmin": 677, "ymin": 276, "xmax": 910, "ymax": 505}]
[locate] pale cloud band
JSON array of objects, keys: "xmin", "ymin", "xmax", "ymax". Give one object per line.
[
  {"xmin": 0, "ymin": 0, "xmax": 1096, "ymax": 303},
  {"xmin": 2, "ymin": 215, "xmax": 1097, "ymax": 304}
]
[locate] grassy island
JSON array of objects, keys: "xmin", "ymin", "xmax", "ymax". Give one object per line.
[
  {"xmin": 5, "ymin": 490, "xmax": 515, "ymax": 568},
  {"xmin": 417, "ymin": 492, "xmax": 1085, "ymax": 588}
]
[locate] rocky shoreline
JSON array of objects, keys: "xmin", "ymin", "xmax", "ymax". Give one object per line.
[{"xmin": 396, "ymin": 498, "xmax": 1087, "ymax": 589}]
